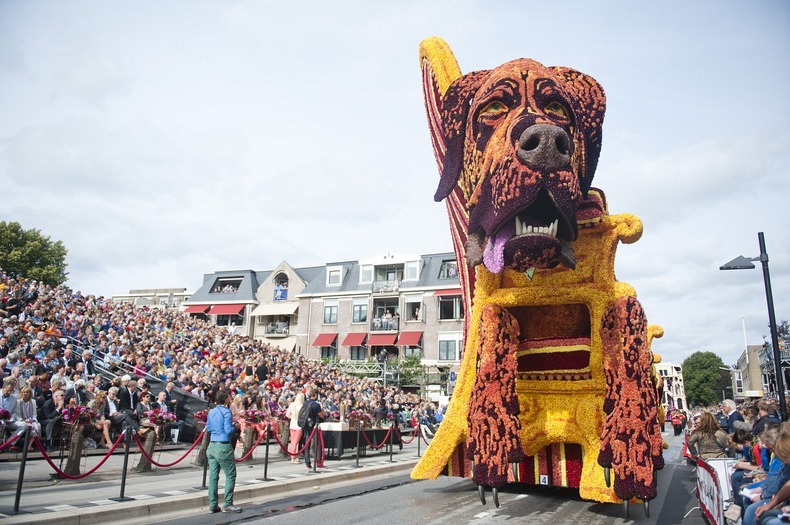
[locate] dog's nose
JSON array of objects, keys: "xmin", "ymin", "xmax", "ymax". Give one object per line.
[{"xmin": 516, "ymin": 124, "xmax": 571, "ymax": 171}]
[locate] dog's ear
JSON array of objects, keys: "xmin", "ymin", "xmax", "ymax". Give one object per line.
[
  {"xmin": 551, "ymin": 67, "xmax": 606, "ymax": 195},
  {"xmin": 434, "ymin": 70, "xmax": 489, "ymax": 202}
]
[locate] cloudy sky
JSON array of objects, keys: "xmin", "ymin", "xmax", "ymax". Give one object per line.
[{"xmin": 1, "ymin": 1, "xmax": 788, "ymax": 368}]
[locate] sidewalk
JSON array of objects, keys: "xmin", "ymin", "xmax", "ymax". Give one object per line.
[{"xmin": 0, "ymin": 429, "xmax": 426, "ymax": 524}]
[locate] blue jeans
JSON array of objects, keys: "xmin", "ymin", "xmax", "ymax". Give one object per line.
[
  {"xmin": 207, "ymin": 442, "xmax": 236, "ymax": 509},
  {"xmin": 744, "ymin": 499, "xmax": 772, "ymax": 525}
]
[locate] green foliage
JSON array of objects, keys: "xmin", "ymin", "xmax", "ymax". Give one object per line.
[
  {"xmin": 398, "ymin": 353, "xmax": 424, "ymax": 386},
  {"xmin": 0, "ymin": 221, "xmax": 68, "ymax": 286},
  {"xmin": 683, "ymin": 351, "xmax": 730, "ymax": 406}
]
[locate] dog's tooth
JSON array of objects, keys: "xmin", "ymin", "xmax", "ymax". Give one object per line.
[
  {"xmin": 550, "ymin": 220, "xmax": 558, "ymax": 237},
  {"xmin": 516, "ymin": 217, "xmax": 522, "ymax": 236},
  {"xmin": 526, "ymin": 225, "xmax": 533, "ymax": 234}
]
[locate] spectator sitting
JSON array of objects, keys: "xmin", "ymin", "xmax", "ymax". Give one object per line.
[{"xmin": 688, "ymin": 412, "xmax": 729, "ymax": 459}]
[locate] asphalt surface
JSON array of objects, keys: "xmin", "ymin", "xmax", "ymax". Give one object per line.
[{"xmin": 0, "ymin": 427, "xmax": 705, "ymax": 524}]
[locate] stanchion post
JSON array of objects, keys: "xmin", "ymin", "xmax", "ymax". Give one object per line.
[
  {"xmin": 417, "ymin": 425, "xmax": 421, "ymax": 457},
  {"xmin": 111, "ymin": 426, "xmax": 134, "ymax": 502},
  {"xmin": 354, "ymin": 421, "xmax": 362, "ymax": 469},
  {"xmin": 13, "ymin": 427, "xmax": 31, "ymax": 514},
  {"xmin": 262, "ymin": 422, "xmax": 271, "ymax": 481},
  {"xmin": 389, "ymin": 422, "xmax": 394, "ymax": 463},
  {"xmin": 194, "ymin": 429, "xmax": 210, "ymax": 490}
]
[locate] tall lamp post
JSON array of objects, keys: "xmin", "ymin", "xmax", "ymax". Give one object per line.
[{"xmin": 720, "ymin": 232, "xmax": 786, "ymax": 421}]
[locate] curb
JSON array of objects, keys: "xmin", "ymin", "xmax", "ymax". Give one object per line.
[{"xmin": 2, "ymin": 459, "xmax": 419, "ymax": 524}]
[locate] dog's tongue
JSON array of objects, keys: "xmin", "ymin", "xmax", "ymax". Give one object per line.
[{"xmin": 482, "ymin": 221, "xmax": 516, "ymax": 274}]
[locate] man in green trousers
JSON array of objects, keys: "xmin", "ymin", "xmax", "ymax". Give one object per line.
[{"xmin": 206, "ymin": 390, "xmax": 242, "ymax": 513}]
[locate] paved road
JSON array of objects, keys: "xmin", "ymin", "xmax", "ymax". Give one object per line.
[
  {"xmin": 169, "ymin": 429, "xmax": 704, "ymax": 525},
  {"xmin": 0, "ymin": 427, "xmax": 705, "ymax": 524}
]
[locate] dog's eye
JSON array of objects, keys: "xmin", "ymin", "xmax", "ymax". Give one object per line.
[
  {"xmin": 545, "ymin": 102, "xmax": 569, "ymax": 119},
  {"xmin": 479, "ymin": 101, "xmax": 508, "ymax": 119}
]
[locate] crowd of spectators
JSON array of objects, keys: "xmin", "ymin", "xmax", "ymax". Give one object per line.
[
  {"xmin": 0, "ymin": 272, "xmax": 446, "ymax": 451},
  {"xmin": 681, "ymin": 398, "xmax": 790, "ymax": 524}
]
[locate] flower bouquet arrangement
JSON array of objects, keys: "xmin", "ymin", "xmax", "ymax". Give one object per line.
[
  {"xmin": 144, "ymin": 408, "xmax": 177, "ymax": 426},
  {"xmin": 330, "ymin": 410, "xmax": 341, "ymax": 422},
  {"xmin": 348, "ymin": 409, "xmax": 373, "ymax": 429},
  {"xmin": 0, "ymin": 408, "xmax": 10, "ymax": 421},
  {"xmin": 61, "ymin": 405, "xmax": 99, "ymax": 426},
  {"xmin": 193, "ymin": 409, "xmax": 209, "ymax": 423},
  {"xmin": 243, "ymin": 409, "xmax": 266, "ymax": 424}
]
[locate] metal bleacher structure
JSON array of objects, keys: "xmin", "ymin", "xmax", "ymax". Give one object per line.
[{"xmin": 68, "ymin": 337, "xmax": 209, "ymax": 442}]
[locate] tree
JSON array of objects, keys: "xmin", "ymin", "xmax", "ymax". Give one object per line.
[
  {"xmin": 0, "ymin": 221, "xmax": 68, "ymax": 286},
  {"xmin": 682, "ymin": 351, "xmax": 730, "ymax": 406},
  {"xmin": 398, "ymin": 353, "xmax": 424, "ymax": 386}
]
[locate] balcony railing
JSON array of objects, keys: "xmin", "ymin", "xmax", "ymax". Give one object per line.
[
  {"xmin": 265, "ymin": 322, "xmax": 289, "ymax": 336},
  {"xmin": 372, "ymin": 280, "xmax": 400, "ymax": 293},
  {"xmin": 371, "ymin": 317, "xmax": 399, "ymax": 331}
]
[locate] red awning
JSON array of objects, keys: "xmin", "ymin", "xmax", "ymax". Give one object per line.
[
  {"xmin": 433, "ymin": 288, "xmax": 463, "ymax": 296},
  {"xmin": 313, "ymin": 333, "xmax": 338, "ymax": 347},
  {"xmin": 397, "ymin": 331, "xmax": 423, "ymax": 346},
  {"xmin": 208, "ymin": 304, "xmax": 245, "ymax": 316},
  {"xmin": 342, "ymin": 333, "xmax": 367, "ymax": 347},
  {"xmin": 183, "ymin": 304, "xmax": 210, "ymax": 314},
  {"xmin": 367, "ymin": 333, "xmax": 397, "ymax": 346}
]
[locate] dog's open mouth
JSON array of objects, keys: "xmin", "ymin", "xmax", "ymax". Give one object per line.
[{"xmin": 482, "ymin": 190, "xmax": 577, "ymax": 273}]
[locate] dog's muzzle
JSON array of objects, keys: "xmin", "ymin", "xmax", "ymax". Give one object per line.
[{"xmin": 516, "ymin": 124, "xmax": 571, "ymax": 172}]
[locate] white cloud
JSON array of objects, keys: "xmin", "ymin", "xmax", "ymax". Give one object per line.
[{"xmin": 0, "ymin": 0, "xmax": 788, "ymax": 370}]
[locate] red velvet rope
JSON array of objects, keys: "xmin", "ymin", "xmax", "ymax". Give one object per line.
[
  {"xmin": 271, "ymin": 424, "xmax": 318, "ymax": 456},
  {"xmin": 233, "ymin": 425, "xmax": 267, "ymax": 463},
  {"xmin": 360, "ymin": 426, "xmax": 393, "ymax": 450},
  {"xmin": 400, "ymin": 424, "xmax": 419, "ymax": 444},
  {"xmin": 316, "ymin": 429, "xmax": 325, "ymax": 468},
  {"xmin": 32, "ymin": 432, "xmax": 125, "ymax": 480},
  {"xmin": 131, "ymin": 428, "xmax": 206, "ymax": 467},
  {"xmin": 0, "ymin": 427, "xmax": 25, "ymax": 450}
]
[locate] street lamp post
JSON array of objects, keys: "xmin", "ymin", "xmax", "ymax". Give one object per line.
[{"xmin": 720, "ymin": 232, "xmax": 786, "ymax": 421}]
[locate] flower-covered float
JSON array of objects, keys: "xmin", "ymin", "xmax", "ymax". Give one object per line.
[{"xmin": 411, "ymin": 37, "xmax": 665, "ymax": 512}]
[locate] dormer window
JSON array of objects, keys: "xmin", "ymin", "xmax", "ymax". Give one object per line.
[
  {"xmin": 327, "ymin": 266, "xmax": 343, "ymax": 286},
  {"xmin": 439, "ymin": 260, "xmax": 458, "ymax": 279},
  {"xmin": 211, "ymin": 277, "xmax": 242, "ymax": 294}
]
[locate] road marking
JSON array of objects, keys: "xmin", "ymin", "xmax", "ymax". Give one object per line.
[
  {"xmin": 132, "ymin": 494, "xmax": 155, "ymax": 500},
  {"xmin": 46, "ymin": 504, "xmax": 78, "ymax": 511},
  {"xmin": 474, "ymin": 512, "xmax": 489, "ymax": 519},
  {"xmin": 89, "ymin": 499, "xmax": 117, "ymax": 506},
  {"xmin": 163, "ymin": 490, "xmax": 188, "ymax": 495}
]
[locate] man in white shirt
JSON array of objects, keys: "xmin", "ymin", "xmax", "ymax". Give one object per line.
[{"xmin": 0, "ymin": 377, "xmax": 22, "ymax": 431}]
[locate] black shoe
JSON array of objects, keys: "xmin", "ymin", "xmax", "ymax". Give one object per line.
[
  {"xmin": 305, "ymin": 463, "xmax": 312, "ymax": 469},
  {"xmin": 209, "ymin": 506, "xmax": 220, "ymax": 513}
]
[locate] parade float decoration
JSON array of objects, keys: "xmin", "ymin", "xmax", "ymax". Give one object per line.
[{"xmin": 411, "ymin": 37, "xmax": 665, "ymax": 512}]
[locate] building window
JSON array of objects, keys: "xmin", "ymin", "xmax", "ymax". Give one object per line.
[
  {"xmin": 404, "ymin": 294, "xmax": 422, "ymax": 322},
  {"xmin": 321, "ymin": 347, "xmax": 337, "ymax": 359},
  {"xmin": 328, "ymin": 268, "xmax": 342, "ymax": 286},
  {"xmin": 350, "ymin": 346, "xmax": 366, "ymax": 360},
  {"xmin": 211, "ymin": 277, "xmax": 242, "ymax": 294},
  {"xmin": 323, "ymin": 300, "xmax": 338, "ymax": 324},
  {"xmin": 273, "ymin": 273, "xmax": 289, "ymax": 301},
  {"xmin": 404, "ymin": 347, "xmax": 421, "ymax": 358},
  {"xmin": 439, "ymin": 340, "xmax": 457, "ymax": 361},
  {"xmin": 438, "ymin": 295, "xmax": 464, "ymax": 320},
  {"xmin": 438, "ymin": 260, "xmax": 458, "ymax": 279},
  {"xmin": 735, "ymin": 371, "xmax": 743, "ymax": 395},
  {"xmin": 216, "ymin": 314, "xmax": 243, "ymax": 327},
  {"xmin": 352, "ymin": 298, "xmax": 368, "ymax": 324},
  {"xmin": 405, "ymin": 261, "xmax": 419, "ymax": 280},
  {"xmin": 360, "ymin": 265, "xmax": 373, "ymax": 283}
]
